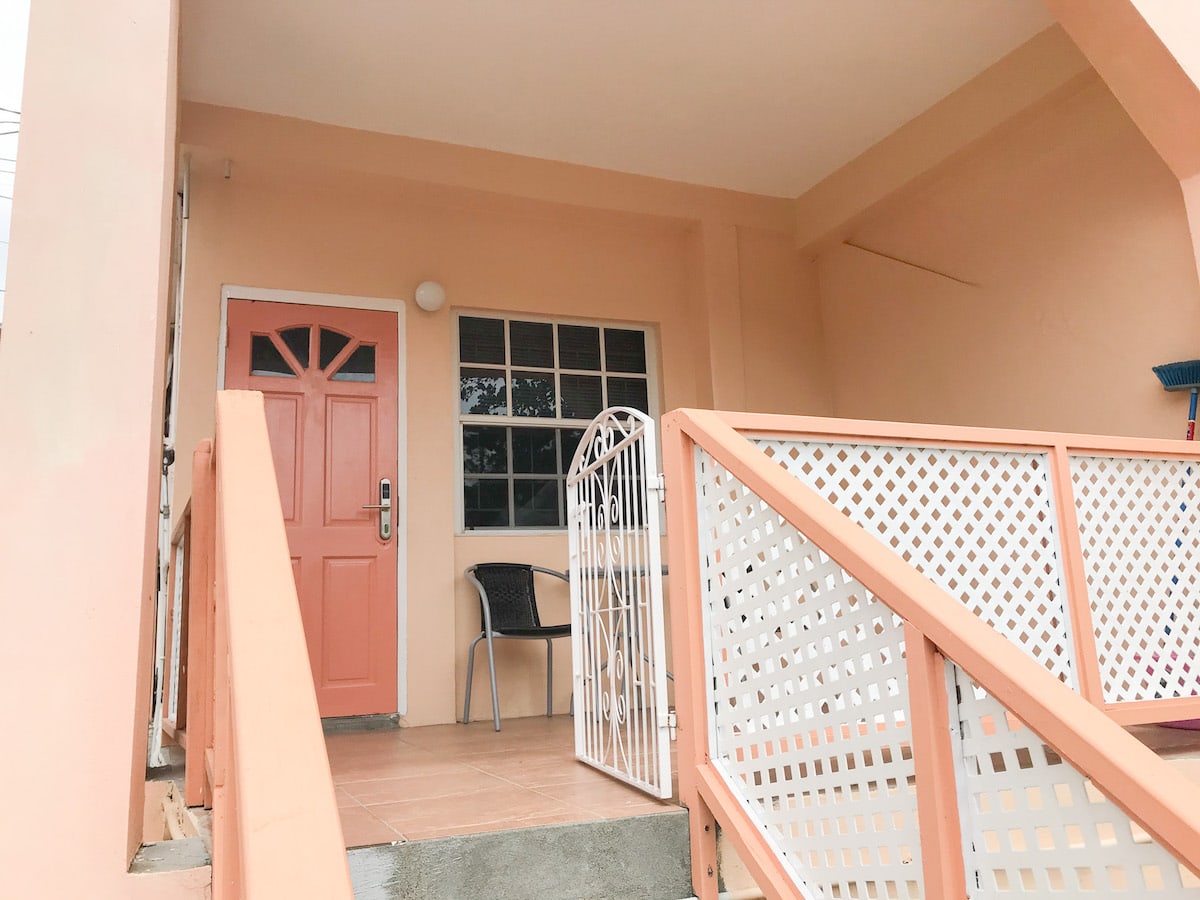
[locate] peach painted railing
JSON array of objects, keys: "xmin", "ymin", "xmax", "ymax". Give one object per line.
[
  {"xmin": 177, "ymin": 391, "xmax": 352, "ymax": 899},
  {"xmin": 663, "ymin": 410, "xmax": 1200, "ymax": 900}
]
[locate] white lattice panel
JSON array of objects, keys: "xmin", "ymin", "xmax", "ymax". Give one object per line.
[
  {"xmin": 568, "ymin": 408, "xmax": 672, "ymax": 799},
  {"xmin": 754, "ymin": 439, "xmax": 1076, "ymax": 688},
  {"xmin": 952, "ymin": 665, "xmax": 1200, "ymax": 896},
  {"xmin": 697, "ymin": 449, "xmax": 923, "ymax": 900},
  {"xmin": 1071, "ymin": 456, "xmax": 1200, "ymax": 705}
]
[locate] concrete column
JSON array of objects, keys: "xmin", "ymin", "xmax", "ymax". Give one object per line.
[
  {"xmin": 0, "ymin": 0, "xmax": 185, "ymax": 896},
  {"xmin": 695, "ymin": 220, "xmax": 747, "ymax": 410}
]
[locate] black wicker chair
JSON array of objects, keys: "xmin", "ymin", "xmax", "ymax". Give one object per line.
[{"xmin": 462, "ymin": 563, "xmax": 572, "ymax": 731}]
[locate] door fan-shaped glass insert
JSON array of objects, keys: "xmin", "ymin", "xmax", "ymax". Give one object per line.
[
  {"xmin": 319, "ymin": 328, "xmax": 352, "ymax": 370},
  {"xmin": 331, "ymin": 344, "xmax": 376, "ymax": 382},
  {"xmin": 279, "ymin": 327, "xmax": 311, "ymax": 369},
  {"xmin": 250, "ymin": 334, "xmax": 297, "ymax": 377},
  {"xmin": 250, "ymin": 325, "xmax": 376, "ymax": 382}
]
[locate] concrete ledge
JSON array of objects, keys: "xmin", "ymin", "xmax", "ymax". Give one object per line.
[
  {"xmin": 130, "ymin": 837, "xmax": 211, "ymax": 875},
  {"xmin": 348, "ymin": 810, "xmax": 691, "ymax": 900},
  {"xmin": 323, "ymin": 714, "xmax": 401, "ymax": 735}
]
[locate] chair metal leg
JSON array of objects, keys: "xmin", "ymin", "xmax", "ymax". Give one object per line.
[
  {"xmin": 546, "ymin": 638, "xmax": 554, "ymax": 717},
  {"xmin": 463, "ymin": 633, "xmax": 485, "ymax": 724},
  {"xmin": 485, "ymin": 632, "xmax": 501, "ymax": 732}
]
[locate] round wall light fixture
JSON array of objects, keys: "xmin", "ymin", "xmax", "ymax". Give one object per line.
[{"xmin": 414, "ymin": 280, "xmax": 446, "ymax": 312}]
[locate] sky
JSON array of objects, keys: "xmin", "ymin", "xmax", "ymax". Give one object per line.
[{"xmin": 0, "ymin": 0, "xmax": 31, "ymax": 322}]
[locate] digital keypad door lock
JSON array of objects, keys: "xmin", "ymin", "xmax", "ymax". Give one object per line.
[{"xmin": 362, "ymin": 478, "xmax": 393, "ymax": 541}]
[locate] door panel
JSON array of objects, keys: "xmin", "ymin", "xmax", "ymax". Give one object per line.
[
  {"xmin": 226, "ymin": 299, "xmax": 399, "ymax": 717},
  {"xmin": 322, "ymin": 556, "xmax": 375, "ymax": 681},
  {"xmin": 263, "ymin": 394, "xmax": 302, "ymax": 523},
  {"xmin": 326, "ymin": 397, "xmax": 375, "ymax": 525}
]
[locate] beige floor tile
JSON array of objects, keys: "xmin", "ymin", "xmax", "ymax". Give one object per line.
[
  {"xmin": 531, "ymin": 777, "xmax": 661, "ymax": 811},
  {"xmin": 325, "ymin": 714, "xmax": 681, "ymax": 848},
  {"xmin": 401, "ymin": 810, "xmax": 587, "ymax": 841},
  {"xmin": 484, "ymin": 758, "xmax": 607, "ymax": 788},
  {"xmin": 338, "ymin": 805, "xmax": 404, "ymax": 848},
  {"xmin": 369, "ymin": 784, "xmax": 577, "ymax": 833},
  {"xmin": 343, "ymin": 767, "xmax": 511, "ymax": 806}
]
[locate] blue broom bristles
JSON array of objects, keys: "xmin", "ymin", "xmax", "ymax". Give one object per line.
[{"xmin": 1153, "ymin": 360, "xmax": 1200, "ymax": 392}]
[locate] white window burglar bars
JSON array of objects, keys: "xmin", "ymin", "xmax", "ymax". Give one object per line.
[{"xmin": 567, "ymin": 407, "xmax": 672, "ymax": 799}]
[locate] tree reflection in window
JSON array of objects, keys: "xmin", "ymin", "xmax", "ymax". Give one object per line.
[{"xmin": 460, "ymin": 368, "xmax": 507, "ymax": 415}]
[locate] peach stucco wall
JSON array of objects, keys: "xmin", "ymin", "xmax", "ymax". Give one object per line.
[
  {"xmin": 11, "ymin": 3, "xmax": 1200, "ymax": 894},
  {"xmin": 172, "ymin": 56, "xmax": 1200, "ymax": 729},
  {"xmin": 0, "ymin": 0, "xmax": 202, "ymax": 896},
  {"xmin": 816, "ymin": 74, "xmax": 1200, "ymax": 438},
  {"xmin": 174, "ymin": 104, "xmax": 808, "ymax": 724}
]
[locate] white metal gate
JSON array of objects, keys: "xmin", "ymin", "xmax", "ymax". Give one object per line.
[{"xmin": 567, "ymin": 407, "xmax": 672, "ymax": 799}]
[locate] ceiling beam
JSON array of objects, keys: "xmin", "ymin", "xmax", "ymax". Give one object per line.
[
  {"xmin": 793, "ymin": 26, "xmax": 1090, "ymax": 255},
  {"xmin": 1047, "ymin": 0, "xmax": 1200, "ymax": 183}
]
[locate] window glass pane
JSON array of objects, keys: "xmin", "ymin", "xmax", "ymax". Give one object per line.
[
  {"xmin": 464, "ymin": 479, "xmax": 510, "ymax": 528},
  {"xmin": 604, "ymin": 328, "xmax": 647, "ymax": 373},
  {"xmin": 510, "ymin": 321, "xmax": 554, "ymax": 368},
  {"xmin": 558, "ymin": 324, "xmax": 601, "ymax": 370},
  {"xmin": 512, "ymin": 427, "xmax": 558, "ymax": 474},
  {"xmin": 514, "ymin": 479, "xmax": 562, "ymax": 527},
  {"xmin": 560, "ymin": 428, "xmax": 586, "ymax": 474},
  {"xmin": 319, "ymin": 329, "xmax": 351, "ymax": 370},
  {"xmin": 561, "ymin": 374, "xmax": 603, "ymax": 419},
  {"xmin": 461, "ymin": 368, "xmax": 508, "ymax": 415},
  {"xmin": 331, "ymin": 344, "xmax": 376, "ymax": 382},
  {"xmin": 459, "ymin": 316, "xmax": 506, "ymax": 365},
  {"xmin": 279, "ymin": 327, "xmax": 311, "ymax": 369},
  {"xmin": 463, "ymin": 426, "xmax": 508, "ymax": 474},
  {"xmin": 607, "ymin": 376, "xmax": 649, "ymax": 414},
  {"xmin": 250, "ymin": 334, "xmax": 296, "ymax": 377},
  {"xmin": 512, "ymin": 372, "xmax": 556, "ymax": 418}
]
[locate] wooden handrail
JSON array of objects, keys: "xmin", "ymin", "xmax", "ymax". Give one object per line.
[
  {"xmin": 182, "ymin": 393, "xmax": 352, "ymax": 899},
  {"xmin": 664, "ymin": 408, "xmax": 1200, "ymax": 900},
  {"xmin": 714, "ymin": 409, "xmax": 1200, "ymax": 456}
]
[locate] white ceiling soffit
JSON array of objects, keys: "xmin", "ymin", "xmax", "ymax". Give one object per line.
[{"xmin": 180, "ymin": 0, "xmax": 1054, "ymax": 198}]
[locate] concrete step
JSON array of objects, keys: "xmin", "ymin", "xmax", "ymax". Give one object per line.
[{"xmin": 348, "ymin": 809, "xmax": 691, "ymax": 900}]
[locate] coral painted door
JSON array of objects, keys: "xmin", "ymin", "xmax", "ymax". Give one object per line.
[{"xmin": 226, "ymin": 299, "xmax": 399, "ymax": 717}]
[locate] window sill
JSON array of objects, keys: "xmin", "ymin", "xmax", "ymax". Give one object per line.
[{"xmin": 456, "ymin": 528, "xmax": 569, "ymax": 537}]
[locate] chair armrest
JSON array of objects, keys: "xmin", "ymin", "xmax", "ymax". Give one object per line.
[{"xmin": 530, "ymin": 565, "xmax": 569, "ymax": 582}]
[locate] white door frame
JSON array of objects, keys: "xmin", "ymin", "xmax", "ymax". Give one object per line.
[{"xmin": 218, "ymin": 284, "xmax": 410, "ymax": 717}]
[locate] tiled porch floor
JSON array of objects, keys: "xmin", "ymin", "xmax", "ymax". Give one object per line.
[
  {"xmin": 326, "ymin": 715, "xmax": 679, "ymax": 847},
  {"xmin": 321, "ymin": 718, "xmax": 1200, "ymax": 850}
]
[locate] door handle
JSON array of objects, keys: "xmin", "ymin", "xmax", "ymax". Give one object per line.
[{"xmin": 362, "ymin": 478, "xmax": 392, "ymax": 541}]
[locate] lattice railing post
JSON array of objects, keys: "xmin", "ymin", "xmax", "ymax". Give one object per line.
[
  {"xmin": 662, "ymin": 417, "xmax": 719, "ymax": 900},
  {"xmin": 904, "ymin": 625, "xmax": 969, "ymax": 899},
  {"xmin": 1047, "ymin": 444, "xmax": 1105, "ymax": 706},
  {"xmin": 184, "ymin": 440, "xmax": 215, "ymax": 809}
]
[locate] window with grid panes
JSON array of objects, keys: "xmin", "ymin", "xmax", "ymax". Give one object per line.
[{"xmin": 458, "ymin": 314, "xmax": 653, "ymax": 529}]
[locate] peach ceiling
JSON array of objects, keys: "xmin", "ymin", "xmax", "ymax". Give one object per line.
[{"xmin": 180, "ymin": 0, "xmax": 1054, "ymax": 198}]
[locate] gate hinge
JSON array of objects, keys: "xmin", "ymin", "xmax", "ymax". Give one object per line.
[{"xmin": 650, "ymin": 473, "xmax": 665, "ymax": 498}]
